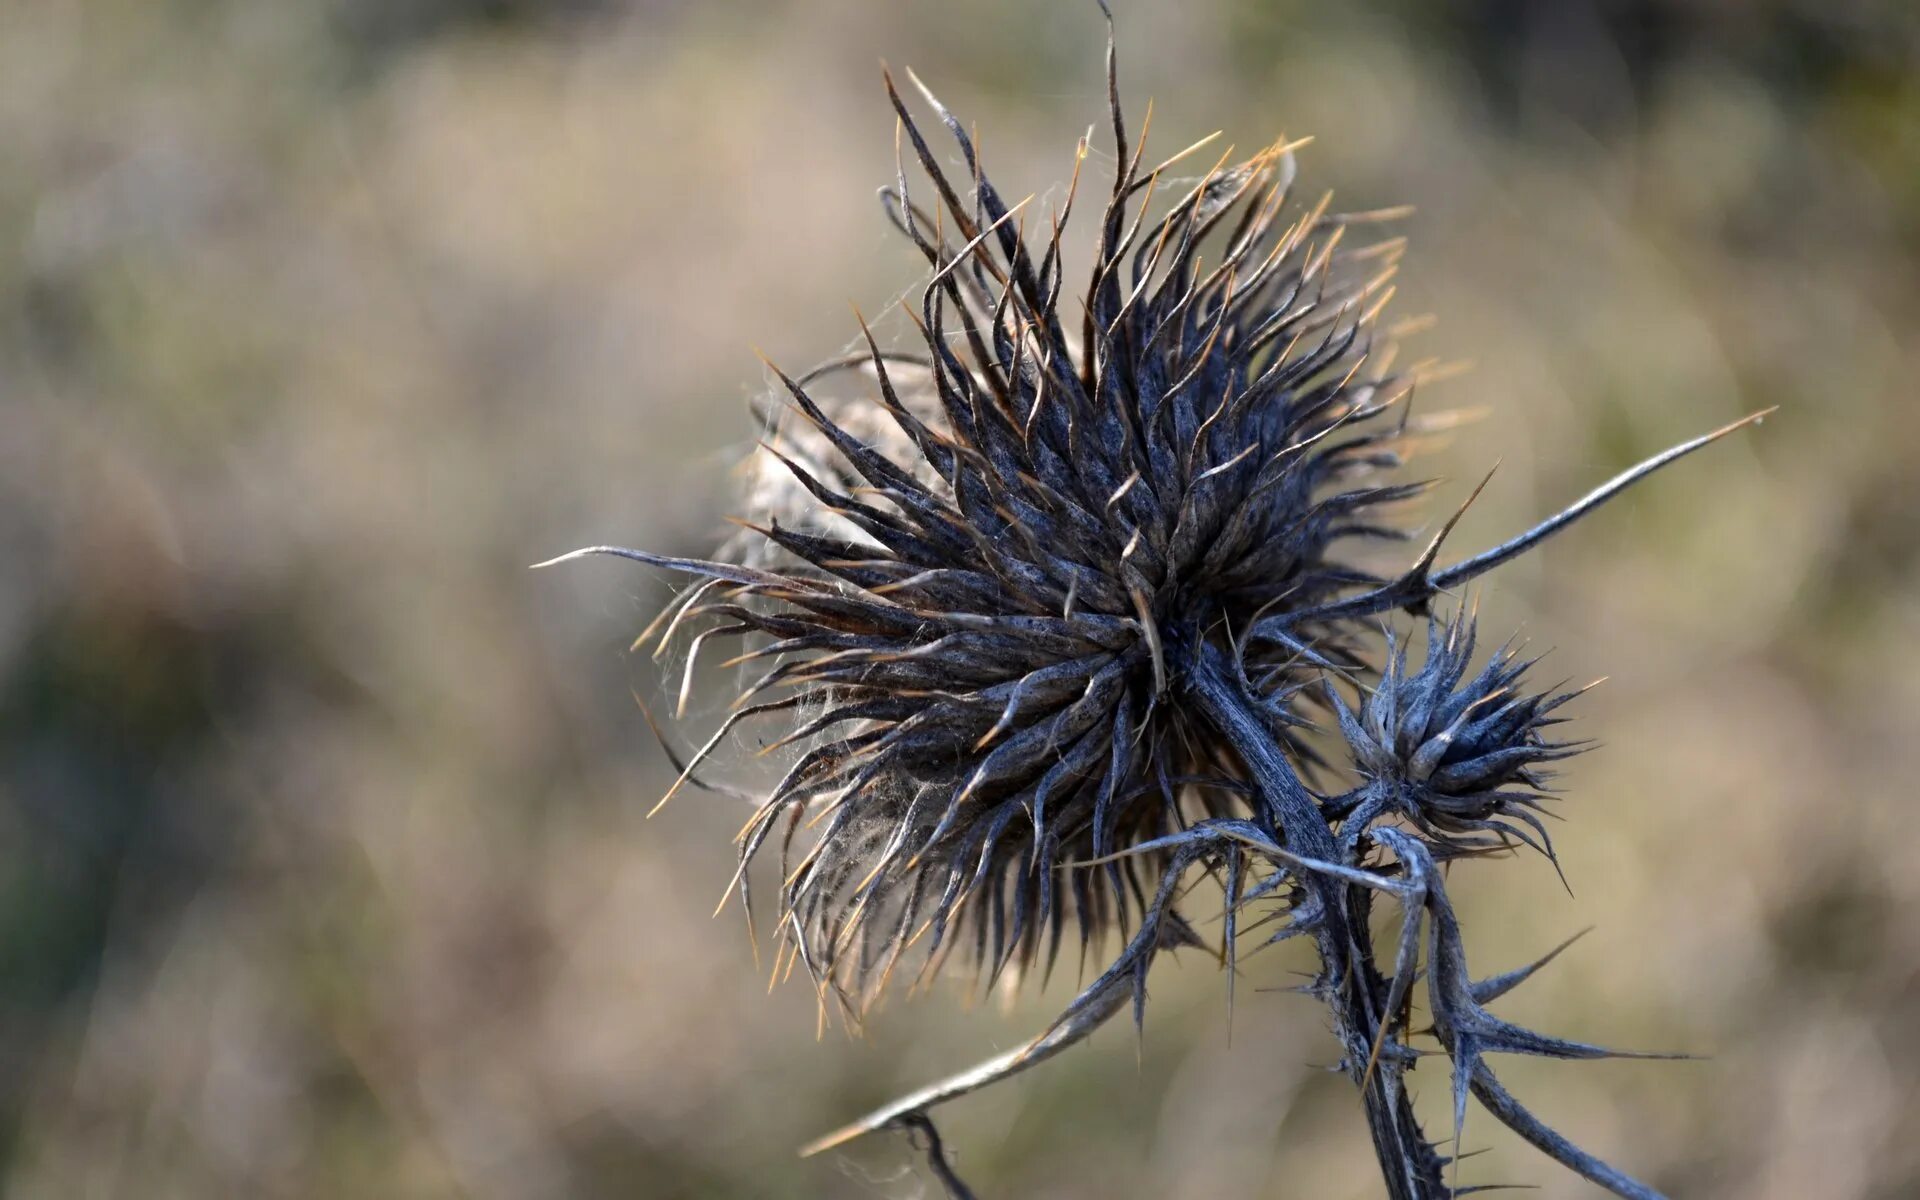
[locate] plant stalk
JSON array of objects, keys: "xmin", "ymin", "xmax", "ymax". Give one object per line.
[{"xmin": 1183, "ymin": 637, "xmax": 1449, "ymax": 1199}]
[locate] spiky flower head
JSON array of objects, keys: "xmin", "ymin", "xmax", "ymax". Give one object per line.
[
  {"xmin": 1329, "ymin": 610, "xmax": 1587, "ymax": 867},
  {"xmin": 552, "ymin": 14, "xmax": 1764, "ymax": 1197},
  {"xmin": 604, "ymin": 70, "xmax": 1438, "ymax": 1014},
  {"xmin": 551, "ymin": 26, "xmax": 1760, "ymax": 1017}
]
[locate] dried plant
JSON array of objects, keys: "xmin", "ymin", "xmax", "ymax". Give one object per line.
[{"xmin": 546, "ymin": 9, "xmax": 1765, "ymax": 1196}]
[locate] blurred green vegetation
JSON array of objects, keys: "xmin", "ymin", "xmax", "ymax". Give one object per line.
[{"xmin": 2, "ymin": 1, "xmax": 1916, "ymax": 1196}]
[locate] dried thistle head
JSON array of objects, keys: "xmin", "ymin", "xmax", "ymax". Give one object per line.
[
  {"xmin": 551, "ymin": 24, "xmax": 1760, "ymax": 1019},
  {"xmin": 552, "ymin": 13, "xmax": 1765, "ymax": 1196},
  {"xmin": 618, "ymin": 73, "xmax": 1439, "ymax": 1016}
]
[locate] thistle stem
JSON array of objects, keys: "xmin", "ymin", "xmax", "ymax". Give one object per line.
[{"xmin": 1184, "ymin": 639, "xmax": 1449, "ymax": 1200}]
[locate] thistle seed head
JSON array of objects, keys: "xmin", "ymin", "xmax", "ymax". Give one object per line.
[
  {"xmin": 552, "ymin": 32, "xmax": 1761, "ymax": 1025},
  {"xmin": 553, "ymin": 16, "xmax": 1766, "ymax": 1195},
  {"xmin": 634, "ymin": 67, "xmax": 1434, "ymax": 1016}
]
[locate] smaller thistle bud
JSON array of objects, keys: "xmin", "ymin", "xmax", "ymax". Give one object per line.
[{"xmin": 1328, "ymin": 609, "xmax": 1587, "ymax": 869}]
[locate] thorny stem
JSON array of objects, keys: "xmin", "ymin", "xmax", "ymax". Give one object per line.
[{"xmin": 1184, "ymin": 637, "xmax": 1448, "ymax": 1199}]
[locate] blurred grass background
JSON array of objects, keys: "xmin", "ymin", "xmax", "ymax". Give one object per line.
[{"xmin": 2, "ymin": 1, "xmax": 1916, "ymax": 1196}]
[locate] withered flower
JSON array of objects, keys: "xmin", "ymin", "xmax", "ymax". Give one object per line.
[{"xmin": 549, "ymin": 11, "xmax": 1761, "ymax": 1197}]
